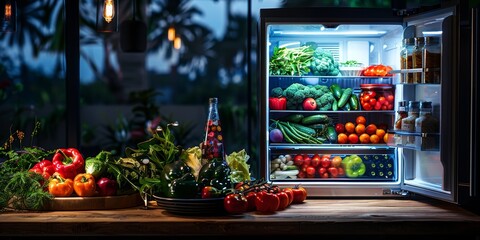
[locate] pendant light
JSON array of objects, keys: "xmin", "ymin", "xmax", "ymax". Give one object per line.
[
  {"xmin": 1, "ymin": 0, "xmax": 16, "ymax": 32},
  {"xmin": 96, "ymin": 0, "xmax": 118, "ymax": 32},
  {"xmin": 120, "ymin": 0, "xmax": 147, "ymax": 52}
]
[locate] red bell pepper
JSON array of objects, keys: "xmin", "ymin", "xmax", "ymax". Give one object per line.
[
  {"xmin": 269, "ymin": 97, "xmax": 287, "ymax": 110},
  {"xmin": 52, "ymin": 148, "xmax": 85, "ymax": 180},
  {"xmin": 29, "ymin": 159, "xmax": 55, "ymax": 180}
]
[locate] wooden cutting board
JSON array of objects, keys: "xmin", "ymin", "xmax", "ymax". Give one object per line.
[{"xmin": 43, "ymin": 193, "xmax": 144, "ymax": 211}]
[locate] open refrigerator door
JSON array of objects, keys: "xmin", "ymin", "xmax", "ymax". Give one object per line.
[{"xmin": 259, "ymin": 5, "xmax": 464, "ymax": 202}]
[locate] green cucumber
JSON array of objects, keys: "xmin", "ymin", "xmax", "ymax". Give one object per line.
[
  {"xmin": 337, "ymin": 88, "xmax": 353, "ymax": 108},
  {"xmin": 332, "ymin": 98, "xmax": 338, "ymax": 111},
  {"xmin": 283, "ymin": 114, "xmax": 304, "ymax": 123},
  {"xmin": 326, "ymin": 126, "xmax": 338, "ymax": 143},
  {"xmin": 330, "ymin": 84, "xmax": 342, "ymax": 99},
  {"xmin": 349, "ymin": 94, "xmax": 359, "ymax": 110},
  {"xmin": 342, "ymin": 102, "xmax": 351, "ymax": 111},
  {"xmin": 307, "ymin": 123, "xmax": 327, "ymax": 131},
  {"xmin": 301, "ymin": 114, "xmax": 330, "ymax": 125}
]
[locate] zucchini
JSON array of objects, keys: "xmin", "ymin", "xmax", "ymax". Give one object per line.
[
  {"xmin": 332, "ymin": 98, "xmax": 338, "ymax": 111},
  {"xmin": 330, "ymin": 84, "xmax": 342, "ymax": 99},
  {"xmin": 289, "ymin": 122, "xmax": 316, "ymax": 136},
  {"xmin": 337, "ymin": 88, "xmax": 353, "ymax": 108},
  {"xmin": 349, "ymin": 94, "xmax": 359, "ymax": 110},
  {"xmin": 307, "ymin": 123, "xmax": 327, "ymax": 131},
  {"xmin": 283, "ymin": 114, "xmax": 304, "ymax": 123},
  {"xmin": 326, "ymin": 126, "xmax": 338, "ymax": 143},
  {"xmin": 301, "ymin": 114, "xmax": 330, "ymax": 125},
  {"xmin": 342, "ymin": 102, "xmax": 351, "ymax": 111}
]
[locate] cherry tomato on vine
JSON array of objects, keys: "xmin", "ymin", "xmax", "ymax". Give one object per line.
[
  {"xmin": 282, "ymin": 188, "xmax": 294, "ymax": 205},
  {"xmin": 291, "ymin": 186, "xmax": 307, "ymax": 204},
  {"xmin": 224, "ymin": 193, "xmax": 248, "ymax": 214},
  {"xmin": 276, "ymin": 191, "xmax": 290, "ymax": 210},
  {"xmin": 255, "ymin": 191, "xmax": 280, "ymax": 213},
  {"xmin": 245, "ymin": 191, "xmax": 257, "ymax": 211}
]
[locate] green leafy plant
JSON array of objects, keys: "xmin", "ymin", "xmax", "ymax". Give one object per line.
[{"xmin": 0, "ymin": 123, "xmax": 55, "ymax": 211}]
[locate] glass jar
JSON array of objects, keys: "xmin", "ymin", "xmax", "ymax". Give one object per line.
[
  {"xmin": 401, "ymin": 101, "xmax": 420, "ymax": 146},
  {"xmin": 412, "ymin": 37, "xmax": 425, "ymax": 83},
  {"xmin": 423, "ymin": 36, "xmax": 441, "ymax": 83},
  {"xmin": 400, "ymin": 38, "xmax": 415, "ymax": 83},
  {"xmin": 359, "ymin": 84, "xmax": 395, "ymax": 111}
]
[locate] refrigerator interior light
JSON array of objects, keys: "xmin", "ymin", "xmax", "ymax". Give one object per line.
[
  {"xmin": 272, "ymin": 30, "xmax": 387, "ymax": 36},
  {"xmin": 422, "ymin": 31, "xmax": 443, "ymax": 35}
]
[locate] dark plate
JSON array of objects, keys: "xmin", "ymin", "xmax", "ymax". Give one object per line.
[{"xmin": 152, "ymin": 195, "xmax": 226, "ymax": 215}]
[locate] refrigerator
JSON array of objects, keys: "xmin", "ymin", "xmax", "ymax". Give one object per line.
[{"xmin": 259, "ymin": 1, "xmax": 479, "ymax": 210}]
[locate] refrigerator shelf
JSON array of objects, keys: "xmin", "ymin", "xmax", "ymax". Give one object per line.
[
  {"xmin": 269, "ymin": 144, "xmax": 394, "ymax": 153},
  {"xmin": 269, "ymin": 76, "xmax": 393, "ymax": 90},
  {"xmin": 385, "ymin": 132, "xmax": 439, "ymax": 151}
]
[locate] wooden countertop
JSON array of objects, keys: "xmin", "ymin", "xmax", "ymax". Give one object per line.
[{"xmin": 1, "ymin": 197, "xmax": 480, "ymax": 239}]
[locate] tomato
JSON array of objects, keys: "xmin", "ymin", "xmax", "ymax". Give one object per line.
[
  {"xmin": 334, "ymin": 123, "xmax": 345, "ymax": 134},
  {"xmin": 282, "ymin": 188, "xmax": 294, "ymax": 205},
  {"xmin": 306, "ymin": 166, "xmax": 316, "ymax": 176},
  {"xmin": 331, "ymin": 156, "xmax": 342, "ymax": 167},
  {"xmin": 320, "ymin": 155, "xmax": 331, "ymax": 168},
  {"xmin": 255, "ymin": 191, "xmax": 280, "ymax": 212},
  {"xmin": 311, "ymin": 154, "xmax": 321, "ymax": 167},
  {"xmin": 245, "ymin": 191, "xmax": 257, "ymax": 211},
  {"xmin": 369, "ymin": 98, "xmax": 377, "ymax": 106},
  {"xmin": 302, "ymin": 154, "xmax": 311, "ymax": 166},
  {"xmin": 201, "ymin": 186, "xmax": 221, "ymax": 199},
  {"xmin": 276, "ymin": 191, "xmax": 290, "ymax": 210},
  {"xmin": 291, "ymin": 186, "xmax": 307, "ymax": 204},
  {"xmin": 328, "ymin": 167, "xmax": 339, "ymax": 178},
  {"xmin": 224, "ymin": 193, "xmax": 248, "ymax": 214},
  {"xmin": 293, "ymin": 154, "xmax": 304, "ymax": 166}
]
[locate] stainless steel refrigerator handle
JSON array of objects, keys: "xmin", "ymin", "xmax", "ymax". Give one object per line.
[{"xmin": 470, "ymin": 7, "xmax": 478, "ymax": 197}]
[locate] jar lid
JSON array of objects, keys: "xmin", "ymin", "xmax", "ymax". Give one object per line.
[{"xmin": 360, "ymin": 84, "xmax": 393, "ymax": 90}]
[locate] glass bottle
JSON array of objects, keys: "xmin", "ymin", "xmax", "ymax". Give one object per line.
[
  {"xmin": 394, "ymin": 100, "xmax": 408, "ymax": 130},
  {"xmin": 415, "ymin": 101, "xmax": 439, "ymax": 149},
  {"xmin": 412, "ymin": 37, "xmax": 425, "ymax": 83},
  {"xmin": 394, "ymin": 100, "xmax": 408, "ymax": 145},
  {"xmin": 201, "ymin": 97, "xmax": 226, "ymax": 164},
  {"xmin": 423, "ymin": 36, "xmax": 441, "ymax": 83},
  {"xmin": 400, "ymin": 38, "xmax": 414, "ymax": 83},
  {"xmin": 401, "ymin": 101, "xmax": 420, "ymax": 145}
]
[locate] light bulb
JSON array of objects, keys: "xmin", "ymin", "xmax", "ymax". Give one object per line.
[
  {"xmin": 103, "ymin": 0, "xmax": 115, "ymax": 23},
  {"xmin": 168, "ymin": 27, "xmax": 175, "ymax": 41},
  {"xmin": 4, "ymin": 3, "xmax": 11, "ymax": 21},
  {"xmin": 174, "ymin": 36, "xmax": 181, "ymax": 49}
]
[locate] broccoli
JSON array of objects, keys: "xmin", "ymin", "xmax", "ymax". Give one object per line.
[
  {"xmin": 315, "ymin": 92, "xmax": 335, "ymax": 111},
  {"xmin": 283, "ymin": 83, "xmax": 333, "ymax": 110},
  {"xmin": 270, "ymin": 87, "xmax": 284, "ymax": 97},
  {"xmin": 310, "ymin": 48, "xmax": 340, "ymax": 76}
]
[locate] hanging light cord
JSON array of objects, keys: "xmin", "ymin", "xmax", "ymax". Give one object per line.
[{"xmin": 132, "ymin": 0, "xmax": 136, "ymax": 21}]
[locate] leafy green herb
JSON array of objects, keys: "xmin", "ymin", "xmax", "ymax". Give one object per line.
[
  {"xmin": 0, "ymin": 124, "xmax": 54, "ymax": 211},
  {"xmin": 269, "ymin": 46, "xmax": 314, "ymax": 76}
]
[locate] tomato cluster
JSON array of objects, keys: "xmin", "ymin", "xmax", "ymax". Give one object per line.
[
  {"xmin": 294, "ymin": 154, "xmax": 344, "ymax": 179},
  {"xmin": 361, "ymin": 64, "xmax": 393, "ymax": 77},
  {"xmin": 223, "ymin": 182, "xmax": 307, "ymax": 214},
  {"xmin": 359, "ymin": 84, "xmax": 395, "ymax": 111}
]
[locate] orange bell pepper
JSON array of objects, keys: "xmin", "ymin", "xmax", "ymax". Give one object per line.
[
  {"xmin": 48, "ymin": 173, "xmax": 74, "ymax": 197},
  {"xmin": 73, "ymin": 173, "xmax": 96, "ymax": 197}
]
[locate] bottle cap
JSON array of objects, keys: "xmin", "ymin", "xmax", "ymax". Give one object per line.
[
  {"xmin": 420, "ymin": 101, "xmax": 432, "ymax": 109},
  {"xmin": 408, "ymin": 101, "xmax": 420, "ymax": 111}
]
